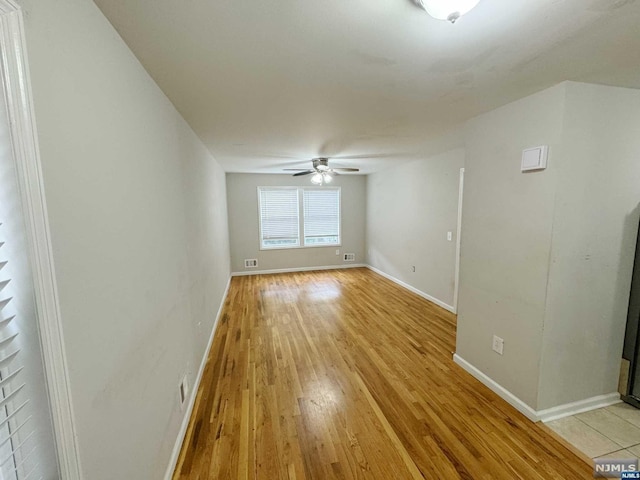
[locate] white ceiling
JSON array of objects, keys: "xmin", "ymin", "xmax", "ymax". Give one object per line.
[{"xmin": 93, "ymin": 0, "xmax": 640, "ymax": 174}]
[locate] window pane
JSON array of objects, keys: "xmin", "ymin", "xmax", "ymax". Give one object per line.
[
  {"xmin": 259, "ymin": 188, "xmax": 300, "ymax": 249},
  {"xmin": 303, "ymin": 188, "xmax": 340, "ymax": 246}
]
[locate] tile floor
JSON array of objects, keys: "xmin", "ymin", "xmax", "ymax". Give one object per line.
[{"xmin": 546, "ymin": 402, "xmax": 640, "ymax": 460}]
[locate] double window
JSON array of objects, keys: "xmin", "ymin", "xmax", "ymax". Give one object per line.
[{"xmin": 258, "ymin": 187, "xmax": 341, "ymax": 249}]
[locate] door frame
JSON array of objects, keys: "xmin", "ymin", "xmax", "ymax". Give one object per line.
[{"xmin": 0, "ymin": 1, "xmax": 82, "ymax": 478}]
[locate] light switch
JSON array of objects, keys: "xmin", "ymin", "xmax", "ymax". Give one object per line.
[{"xmin": 447, "ymin": 231, "xmax": 453, "ymax": 242}]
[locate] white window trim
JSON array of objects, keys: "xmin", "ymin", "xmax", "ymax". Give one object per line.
[
  {"xmin": 0, "ymin": 3, "xmax": 82, "ymax": 479},
  {"xmin": 257, "ymin": 186, "xmax": 342, "ymax": 251}
]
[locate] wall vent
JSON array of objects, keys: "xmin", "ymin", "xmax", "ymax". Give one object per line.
[
  {"xmin": 343, "ymin": 253, "xmax": 356, "ymax": 262},
  {"xmin": 244, "ymin": 259, "xmax": 258, "ymax": 268}
]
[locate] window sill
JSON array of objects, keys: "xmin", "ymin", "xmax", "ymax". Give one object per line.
[{"xmin": 260, "ymin": 243, "xmax": 342, "ymax": 252}]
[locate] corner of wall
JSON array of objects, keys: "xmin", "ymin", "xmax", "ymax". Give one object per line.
[{"xmin": 536, "ymin": 82, "xmax": 640, "ymax": 410}]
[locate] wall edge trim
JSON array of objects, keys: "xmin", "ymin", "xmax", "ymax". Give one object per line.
[
  {"xmin": 231, "ymin": 263, "xmax": 367, "ymax": 276},
  {"xmin": 538, "ymin": 393, "xmax": 621, "ymax": 423},
  {"xmin": 453, "ymin": 353, "xmax": 622, "ymax": 424},
  {"xmin": 163, "ymin": 274, "xmax": 232, "ymax": 480},
  {"xmin": 453, "ymin": 354, "xmax": 540, "ymax": 422},
  {"xmin": 366, "ymin": 265, "xmax": 455, "ymax": 313}
]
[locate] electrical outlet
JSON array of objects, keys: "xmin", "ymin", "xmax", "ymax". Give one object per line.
[
  {"xmin": 492, "ymin": 335, "xmax": 504, "ymax": 355},
  {"xmin": 336, "ymin": 249, "xmax": 340, "ymax": 256}
]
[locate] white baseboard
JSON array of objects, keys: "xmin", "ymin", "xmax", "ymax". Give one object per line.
[
  {"xmin": 453, "ymin": 354, "xmax": 621, "ymax": 424},
  {"xmin": 233, "ymin": 263, "xmax": 455, "ymax": 315},
  {"xmin": 538, "ymin": 393, "xmax": 621, "ymax": 423},
  {"xmin": 453, "ymin": 354, "xmax": 539, "ymax": 422},
  {"xmin": 231, "ymin": 263, "xmax": 367, "ymax": 276},
  {"xmin": 366, "ymin": 265, "xmax": 456, "ymax": 313},
  {"xmin": 163, "ymin": 274, "xmax": 232, "ymax": 480}
]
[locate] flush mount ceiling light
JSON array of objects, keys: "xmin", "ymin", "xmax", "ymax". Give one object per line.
[{"xmin": 416, "ymin": 0, "xmax": 481, "ymax": 23}]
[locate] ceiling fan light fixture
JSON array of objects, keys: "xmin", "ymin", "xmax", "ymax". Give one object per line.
[
  {"xmin": 286, "ymin": 157, "xmax": 359, "ymax": 181},
  {"xmin": 310, "ymin": 172, "xmax": 334, "ymax": 185},
  {"xmin": 417, "ymin": 0, "xmax": 480, "ymax": 23}
]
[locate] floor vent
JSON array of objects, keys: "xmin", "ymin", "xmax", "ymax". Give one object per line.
[
  {"xmin": 244, "ymin": 259, "xmax": 258, "ymax": 268},
  {"xmin": 343, "ymin": 253, "xmax": 356, "ymax": 262}
]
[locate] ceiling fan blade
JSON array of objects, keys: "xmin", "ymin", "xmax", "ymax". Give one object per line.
[
  {"xmin": 331, "ymin": 153, "xmax": 410, "ymax": 160},
  {"xmin": 270, "ymin": 155, "xmax": 303, "ymax": 159},
  {"xmin": 292, "ymin": 170, "xmax": 315, "ymax": 176},
  {"xmin": 332, "ymin": 167, "xmax": 360, "ymax": 172},
  {"xmin": 274, "ymin": 160, "xmax": 312, "ymax": 168},
  {"xmin": 283, "ymin": 168, "xmax": 312, "ymax": 171},
  {"xmin": 258, "ymin": 153, "xmax": 303, "ymax": 160}
]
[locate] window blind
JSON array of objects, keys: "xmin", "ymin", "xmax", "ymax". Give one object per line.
[
  {"xmin": 258, "ymin": 188, "xmax": 300, "ymax": 249},
  {"xmin": 303, "ymin": 188, "xmax": 340, "ymax": 246},
  {"xmin": 0, "ymin": 221, "xmax": 37, "ymax": 480},
  {"xmin": 0, "ymin": 51, "xmax": 57, "ymax": 479}
]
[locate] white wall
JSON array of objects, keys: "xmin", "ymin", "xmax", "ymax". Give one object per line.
[
  {"xmin": 457, "ymin": 81, "xmax": 640, "ymax": 413},
  {"xmin": 538, "ymin": 82, "xmax": 640, "ymax": 409},
  {"xmin": 21, "ymin": 0, "xmax": 231, "ymax": 478},
  {"xmin": 226, "ymin": 173, "xmax": 366, "ymax": 273},
  {"xmin": 366, "ymin": 149, "xmax": 464, "ymax": 310},
  {"xmin": 456, "ymin": 84, "xmax": 566, "ymax": 409}
]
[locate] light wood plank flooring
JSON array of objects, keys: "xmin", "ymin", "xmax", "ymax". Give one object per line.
[{"xmin": 173, "ymin": 268, "xmax": 592, "ymax": 479}]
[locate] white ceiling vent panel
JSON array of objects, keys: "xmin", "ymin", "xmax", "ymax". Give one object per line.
[{"xmin": 521, "ymin": 146, "xmax": 548, "ymax": 172}]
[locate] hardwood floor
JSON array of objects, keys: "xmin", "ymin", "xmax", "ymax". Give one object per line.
[{"xmin": 173, "ymin": 268, "xmax": 592, "ymax": 479}]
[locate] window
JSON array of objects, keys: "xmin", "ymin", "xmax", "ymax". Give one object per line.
[
  {"xmin": 259, "ymin": 187, "xmax": 300, "ymax": 248},
  {"xmin": 0, "ymin": 71, "xmax": 60, "ymax": 479},
  {"xmin": 258, "ymin": 187, "xmax": 341, "ymax": 249},
  {"xmin": 303, "ymin": 188, "xmax": 340, "ymax": 246}
]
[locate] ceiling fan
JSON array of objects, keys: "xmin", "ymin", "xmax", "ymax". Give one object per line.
[{"xmin": 284, "ymin": 157, "xmax": 359, "ymax": 185}]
